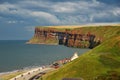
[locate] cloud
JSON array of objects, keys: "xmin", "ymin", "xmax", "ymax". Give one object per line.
[
  {"xmin": 0, "ymin": 0, "xmax": 120, "ymax": 25},
  {"xmin": 7, "ymin": 20, "xmax": 17, "ymax": 23},
  {"xmin": 0, "ymin": 2, "xmax": 16, "ymax": 13},
  {"xmin": 7, "ymin": 20, "xmax": 24, "ymax": 24},
  {"xmin": 0, "ymin": 2, "xmax": 59, "ymax": 25},
  {"xmin": 112, "ymin": 8, "xmax": 120, "ymax": 16},
  {"xmin": 52, "ymin": 2, "xmax": 76, "ymax": 13},
  {"xmin": 30, "ymin": 11, "xmax": 60, "ymax": 24},
  {"xmin": 97, "ymin": 0, "xmax": 120, "ymax": 6},
  {"xmin": 0, "ymin": 0, "xmax": 120, "ymax": 40},
  {"xmin": 51, "ymin": 0, "xmax": 101, "ymax": 13}
]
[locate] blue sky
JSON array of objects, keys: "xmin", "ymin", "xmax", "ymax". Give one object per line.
[{"xmin": 0, "ymin": 0, "xmax": 120, "ymax": 40}]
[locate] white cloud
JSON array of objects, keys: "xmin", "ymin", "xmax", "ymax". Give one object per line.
[
  {"xmin": 50, "ymin": 0, "xmax": 104, "ymax": 14},
  {"xmin": 30, "ymin": 11, "xmax": 60, "ymax": 24},
  {"xmin": 7, "ymin": 20, "xmax": 24, "ymax": 24},
  {"xmin": 112, "ymin": 8, "xmax": 120, "ymax": 16},
  {"xmin": 8, "ymin": 20, "xmax": 17, "ymax": 24},
  {"xmin": 0, "ymin": 2, "xmax": 26, "ymax": 16},
  {"xmin": 59, "ymin": 15, "xmax": 89, "ymax": 25},
  {"xmin": 0, "ymin": 2, "xmax": 60, "ymax": 24},
  {"xmin": 92, "ymin": 0, "xmax": 100, "ymax": 5},
  {"xmin": 52, "ymin": 2, "xmax": 76, "ymax": 13},
  {"xmin": 18, "ymin": 0, "xmax": 51, "ymax": 8},
  {"xmin": 0, "ymin": 0, "xmax": 120, "ymax": 25},
  {"xmin": 0, "ymin": 3, "xmax": 15, "ymax": 13}
]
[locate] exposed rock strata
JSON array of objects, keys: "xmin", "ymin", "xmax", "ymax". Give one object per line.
[{"xmin": 28, "ymin": 27, "xmax": 101, "ymax": 49}]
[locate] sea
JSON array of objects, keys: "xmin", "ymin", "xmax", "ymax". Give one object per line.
[{"xmin": 0, "ymin": 40, "xmax": 90, "ymax": 73}]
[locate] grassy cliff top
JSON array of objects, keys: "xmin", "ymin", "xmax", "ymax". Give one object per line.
[
  {"xmin": 36, "ymin": 25, "xmax": 120, "ymax": 41},
  {"xmin": 41, "ymin": 25, "xmax": 120, "ymax": 80},
  {"xmin": 36, "ymin": 23, "xmax": 120, "ymax": 29},
  {"xmin": 35, "ymin": 23, "xmax": 120, "ymax": 31}
]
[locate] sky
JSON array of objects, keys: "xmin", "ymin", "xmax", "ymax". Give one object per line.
[{"xmin": 0, "ymin": 0, "xmax": 120, "ymax": 40}]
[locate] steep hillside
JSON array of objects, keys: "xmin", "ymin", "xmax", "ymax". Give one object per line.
[
  {"xmin": 28, "ymin": 25, "xmax": 120, "ymax": 49},
  {"xmin": 42, "ymin": 26, "xmax": 120, "ymax": 80}
]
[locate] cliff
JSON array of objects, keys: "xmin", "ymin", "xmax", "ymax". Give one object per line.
[
  {"xmin": 28, "ymin": 26, "xmax": 105, "ymax": 48},
  {"xmin": 42, "ymin": 25, "xmax": 120, "ymax": 80},
  {"xmin": 28, "ymin": 25, "xmax": 120, "ymax": 80}
]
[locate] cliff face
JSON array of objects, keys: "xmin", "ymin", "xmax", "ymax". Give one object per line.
[
  {"xmin": 29, "ymin": 27, "xmax": 58, "ymax": 45},
  {"xmin": 28, "ymin": 26, "xmax": 102, "ymax": 49},
  {"xmin": 42, "ymin": 25, "xmax": 120, "ymax": 80}
]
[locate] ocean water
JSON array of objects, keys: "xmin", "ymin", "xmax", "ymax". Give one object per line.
[{"xmin": 0, "ymin": 40, "xmax": 89, "ymax": 73}]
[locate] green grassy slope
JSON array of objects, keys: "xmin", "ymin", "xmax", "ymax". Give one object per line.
[
  {"xmin": 74, "ymin": 26, "xmax": 120, "ymax": 41},
  {"xmin": 29, "ymin": 26, "xmax": 120, "ymax": 44},
  {"xmin": 42, "ymin": 26, "xmax": 120, "ymax": 80},
  {"xmin": 28, "ymin": 26, "xmax": 75, "ymax": 44}
]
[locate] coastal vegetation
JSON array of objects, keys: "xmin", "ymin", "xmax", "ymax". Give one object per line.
[
  {"xmin": 28, "ymin": 25, "xmax": 120, "ymax": 49},
  {"xmin": 33, "ymin": 25, "xmax": 120, "ymax": 80},
  {"xmin": 0, "ymin": 71, "xmax": 26, "ymax": 80},
  {"xmin": 2, "ymin": 25, "xmax": 120, "ymax": 80}
]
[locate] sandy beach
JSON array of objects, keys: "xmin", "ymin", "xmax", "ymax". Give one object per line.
[{"xmin": 9, "ymin": 66, "xmax": 54, "ymax": 80}]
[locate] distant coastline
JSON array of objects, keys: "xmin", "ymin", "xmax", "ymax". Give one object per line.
[
  {"xmin": 0, "ymin": 52, "xmax": 78, "ymax": 80},
  {"xmin": 26, "ymin": 42, "xmax": 58, "ymax": 45}
]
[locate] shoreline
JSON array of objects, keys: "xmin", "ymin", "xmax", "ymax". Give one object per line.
[
  {"xmin": 0, "ymin": 70, "xmax": 19, "ymax": 76},
  {"xmin": 0, "ymin": 65, "xmax": 54, "ymax": 80},
  {"xmin": 0, "ymin": 65, "xmax": 50, "ymax": 75},
  {"xmin": 9, "ymin": 65, "xmax": 54, "ymax": 80},
  {"xmin": 0, "ymin": 49, "xmax": 80, "ymax": 80},
  {"xmin": 0, "ymin": 66, "xmax": 40, "ymax": 75},
  {"xmin": 26, "ymin": 42, "xmax": 58, "ymax": 45}
]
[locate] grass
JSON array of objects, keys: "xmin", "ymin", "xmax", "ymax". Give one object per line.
[
  {"xmin": 40, "ymin": 26, "xmax": 120, "ymax": 80},
  {"xmin": 29, "ymin": 36, "xmax": 58, "ymax": 44},
  {"xmin": 0, "ymin": 71, "xmax": 25, "ymax": 80},
  {"xmin": 30, "ymin": 26, "xmax": 120, "ymax": 44}
]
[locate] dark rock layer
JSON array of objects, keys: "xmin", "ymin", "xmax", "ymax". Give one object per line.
[{"xmin": 30, "ymin": 27, "xmax": 101, "ymax": 49}]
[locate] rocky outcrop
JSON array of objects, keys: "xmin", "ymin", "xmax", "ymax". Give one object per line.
[{"xmin": 28, "ymin": 27, "xmax": 101, "ymax": 49}]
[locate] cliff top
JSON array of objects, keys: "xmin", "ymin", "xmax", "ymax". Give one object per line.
[
  {"xmin": 36, "ymin": 23, "xmax": 120, "ymax": 29},
  {"xmin": 42, "ymin": 25, "xmax": 120, "ymax": 80}
]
